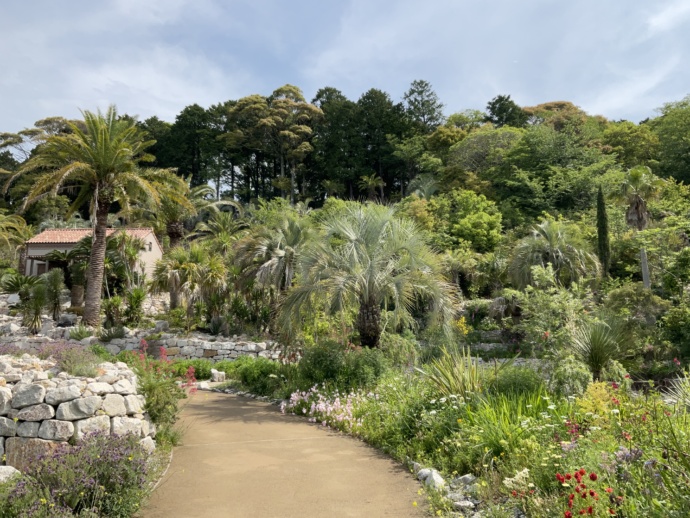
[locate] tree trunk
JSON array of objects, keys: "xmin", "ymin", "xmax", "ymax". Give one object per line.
[
  {"xmin": 166, "ymin": 221, "xmax": 185, "ymax": 249},
  {"xmin": 641, "ymin": 247, "xmax": 651, "ymax": 289},
  {"xmin": 357, "ymin": 296, "xmax": 381, "ymax": 348},
  {"xmin": 169, "ymin": 288, "xmax": 180, "ymax": 310},
  {"xmin": 17, "ymin": 246, "xmax": 27, "ymax": 275},
  {"xmin": 70, "ymin": 284, "xmax": 84, "ymax": 307},
  {"xmin": 83, "ymin": 201, "xmax": 110, "ymax": 326}
]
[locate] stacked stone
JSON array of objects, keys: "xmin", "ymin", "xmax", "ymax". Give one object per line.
[{"xmin": 0, "ymin": 355, "xmax": 156, "ymax": 471}]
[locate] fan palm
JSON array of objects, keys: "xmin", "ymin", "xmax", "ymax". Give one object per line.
[
  {"xmin": 571, "ymin": 320, "xmax": 624, "ymax": 381},
  {"xmin": 279, "ymin": 203, "xmax": 456, "ymax": 347},
  {"xmin": 358, "ymin": 173, "xmax": 385, "ymax": 200},
  {"xmin": 617, "ymin": 166, "xmax": 664, "ymax": 288},
  {"xmin": 510, "ymin": 220, "xmax": 600, "ymax": 289},
  {"xmin": 5, "ymin": 106, "xmax": 187, "ymax": 325}
]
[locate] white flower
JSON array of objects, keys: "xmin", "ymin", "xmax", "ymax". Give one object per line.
[
  {"xmin": 611, "ymin": 409, "xmax": 620, "ymax": 414},
  {"xmin": 547, "ymin": 405, "xmax": 556, "ymax": 410},
  {"xmin": 429, "ymin": 410, "xmax": 437, "ymax": 416}
]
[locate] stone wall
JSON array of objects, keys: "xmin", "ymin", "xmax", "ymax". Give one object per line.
[{"xmin": 0, "ymin": 354, "xmax": 156, "ymax": 472}]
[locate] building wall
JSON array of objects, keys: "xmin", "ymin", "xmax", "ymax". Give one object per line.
[
  {"xmin": 25, "ymin": 244, "xmax": 74, "ymax": 276},
  {"xmin": 135, "ymin": 232, "xmax": 163, "ymax": 277}
]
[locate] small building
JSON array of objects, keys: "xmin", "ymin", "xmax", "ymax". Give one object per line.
[{"xmin": 24, "ymin": 228, "xmax": 163, "ymax": 277}]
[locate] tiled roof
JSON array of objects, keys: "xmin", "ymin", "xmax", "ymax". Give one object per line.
[{"xmin": 26, "ymin": 228, "xmax": 155, "ymax": 244}]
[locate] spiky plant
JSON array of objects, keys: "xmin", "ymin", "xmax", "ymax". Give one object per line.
[
  {"xmin": 43, "ymin": 268, "xmax": 65, "ymax": 321},
  {"xmin": 571, "ymin": 320, "xmax": 624, "ymax": 381}
]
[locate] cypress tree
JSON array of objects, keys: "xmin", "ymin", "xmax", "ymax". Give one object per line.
[{"xmin": 597, "ymin": 186, "xmax": 611, "ymax": 277}]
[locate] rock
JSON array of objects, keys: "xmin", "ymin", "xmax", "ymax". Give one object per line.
[
  {"xmin": 111, "ymin": 379, "xmax": 135, "ymax": 395},
  {"xmin": 453, "ymin": 500, "xmax": 476, "ymax": 511},
  {"xmin": 140, "ymin": 436, "xmax": 156, "ymax": 454},
  {"xmin": 11, "ymin": 384, "xmax": 46, "ymax": 409},
  {"xmin": 412, "ymin": 462, "xmax": 422, "ymax": 474},
  {"xmin": 105, "ymin": 343, "xmax": 120, "ymax": 356},
  {"xmin": 17, "ymin": 421, "xmax": 40, "ymax": 437},
  {"xmin": 111, "ymin": 416, "xmax": 143, "ymax": 437},
  {"xmin": 0, "ymin": 466, "xmax": 20, "ymax": 483},
  {"xmin": 16, "ymin": 403, "xmax": 55, "ymax": 422},
  {"xmin": 197, "ymin": 381, "xmax": 210, "ymax": 390},
  {"xmin": 58, "ymin": 313, "xmax": 78, "ymax": 327},
  {"xmin": 6, "ymin": 294, "xmax": 20, "ymax": 305},
  {"xmin": 0, "ymin": 386, "xmax": 11, "ymax": 415},
  {"xmin": 56, "ymin": 396, "xmax": 103, "ymax": 420},
  {"xmin": 165, "ymin": 347, "xmax": 180, "ymax": 356},
  {"xmin": 102, "ymin": 394, "xmax": 126, "ymax": 417},
  {"xmin": 73, "ymin": 415, "xmax": 110, "ymax": 441},
  {"xmin": 447, "ymin": 491, "xmax": 465, "ymax": 501},
  {"xmin": 210, "ymin": 369, "xmax": 226, "ymax": 382},
  {"xmin": 202, "ymin": 349, "xmax": 217, "ymax": 358},
  {"xmin": 154, "ymin": 320, "xmax": 169, "ymax": 333},
  {"xmin": 2, "ymin": 323, "xmax": 20, "ymax": 334},
  {"xmin": 85, "ymin": 382, "xmax": 114, "ymax": 395},
  {"xmin": 0, "ymin": 437, "xmax": 3, "ymax": 457},
  {"xmin": 419, "ymin": 469, "xmax": 445, "ymax": 490},
  {"xmin": 40, "ymin": 320, "xmax": 55, "ymax": 335},
  {"xmin": 452, "ymin": 474, "xmax": 477, "ymax": 487},
  {"xmin": 45, "ymin": 385, "xmax": 82, "ymax": 405},
  {"xmin": 0, "ymin": 416, "xmax": 17, "ymax": 436},
  {"xmin": 123, "ymin": 395, "xmax": 144, "ymax": 415},
  {"xmin": 5, "ymin": 437, "xmax": 63, "ymax": 472},
  {"xmin": 38, "ymin": 420, "xmax": 74, "ymax": 441},
  {"xmin": 97, "ymin": 375, "xmax": 119, "ymax": 384}
]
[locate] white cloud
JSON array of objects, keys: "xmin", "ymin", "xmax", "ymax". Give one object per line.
[{"xmin": 648, "ymin": 0, "xmax": 690, "ymax": 35}]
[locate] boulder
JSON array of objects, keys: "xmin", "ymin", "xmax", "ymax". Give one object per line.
[
  {"xmin": 16, "ymin": 421, "xmax": 40, "ymax": 438},
  {"xmin": 102, "ymin": 394, "xmax": 126, "ymax": 417},
  {"xmin": 56, "ymin": 396, "xmax": 103, "ymax": 420},
  {"xmin": 57, "ymin": 313, "xmax": 78, "ymax": 327},
  {"xmin": 418, "ymin": 468, "xmax": 445, "ymax": 490},
  {"xmin": 154, "ymin": 320, "xmax": 169, "ymax": 333},
  {"xmin": 139, "ymin": 436, "xmax": 156, "ymax": 454},
  {"xmin": 38, "ymin": 420, "xmax": 74, "ymax": 442},
  {"xmin": 210, "ymin": 369, "xmax": 226, "ymax": 382},
  {"xmin": 1, "ymin": 323, "xmax": 20, "ymax": 334},
  {"xmin": 5, "ymin": 437, "xmax": 63, "ymax": 472},
  {"xmin": 123, "ymin": 395, "xmax": 144, "ymax": 415},
  {"xmin": 6, "ymin": 294, "xmax": 20, "ymax": 305},
  {"xmin": 45, "ymin": 385, "xmax": 82, "ymax": 406},
  {"xmin": 112, "ymin": 379, "xmax": 135, "ymax": 395},
  {"xmin": 0, "ymin": 466, "xmax": 20, "ymax": 484},
  {"xmin": 0, "ymin": 386, "xmax": 11, "ymax": 415},
  {"xmin": 73, "ymin": 415, "xmax": 110, "ymax": 441},
  {"xmin": 0, "ymin": 416, "xmax": 17, "ymax": 436},
  {"xmin": 111, "ymin": 416, "xmax": 143, "ymax": 437},
  {"xmin": 453, "ymin": 501, "xmax": 475, "ymax": 511},
  {"xmin": 17, "ymin": 403, "xmax": 55, "ymax": 422},
  {"xmin": 11, "ymin": 384, "xmax": 46, "ymax": 409},
  {"xmin": 85, "ymin": 382, "xmax": 114, "ymax": 395}
]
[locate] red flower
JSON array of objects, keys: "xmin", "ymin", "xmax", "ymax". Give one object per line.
[
  {"xmin": 587, "ymin": 507, "xmax": 593, "ymax": 515},
  {"xmin": 605, "ymin": 487, "xmax": 613, "ymax": 493},
  {"xmin": 624, "ymin": 374, "xmax": 630, "ymax": 379},
  {"xmin": 589, "ymin": 490, "xmax": 596, "ymax": 497},
  {"xmin": 565, "ymin": 473, "xmax": 573, "ymax": 480},
  {"xmin": 589, "ymin": 472, "xmax": 598, "ymax": 481},
  {"xmin": 565, "ymin": 512, "xmax": 573, "ymax": 518},
  {"xmin": 579, "ymin": 468, "xmax": 586, "ymax": 476},
  {"xmin": 511, "ymin": 490, "xmax": 517, "ymax": 497},
  {"xmin": 609, "ymin": 510, "xmax": 616, "ymax": 515},
  {"xmin": 579, "ymin": 510, "xmax": 586, "ymax": 515},
  {"xmin": 556, "ymin": 473, "xmax": 565, "ymax": 483},
  {"xmin": 611, "ymin": 382, "xmax": 619, "ymax": 390},
  {"xmin": 674, "ymin": 357, "xmax": 681, "ymax": 366}
]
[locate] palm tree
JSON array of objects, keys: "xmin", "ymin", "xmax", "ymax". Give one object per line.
[
  {"xmin": 618, "ymin": 166, "xmax": 664, "ymax": 289},
  {"xmin": 279, "ymin": 203, "xmax": 456, "ymax": 347},
  {"xmin": 510, "ymin": 219, "xmax": 600, "ymax": 289},
  {"xmin": 5, "ymin": 106, "xmax": 187, "ymax": 325},
  {"xmin": 235, "ymin": 213, "xmax": 315, "ymax": 293},
  {"xmin": 358, "ymin": 173, "xmax": 385, "ymax": 201}
]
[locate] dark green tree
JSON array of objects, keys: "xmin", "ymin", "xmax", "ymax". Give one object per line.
[
  {"xmin": 596, "ymin": 186, "xmax": 610, "ymax": 277},
  {"xmin": 403, "ymin": 79, "xmax": 445, "ymax": 133},
  {"xmin": 485, "ymin": 95, "xmax": 528, "ymax": 128}
]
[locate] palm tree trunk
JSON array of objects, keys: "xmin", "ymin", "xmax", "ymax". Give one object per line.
[
  {"xmin": 83, "ymin": 202, "xmax": 110, "ymax": 325},
  {"xmin": 17, "ymin": 246, "xmax": 27, "ymax": 275},
  {"xmin": 357, "ymin": 296, "xmax": 381, "ymax": 348},
  {"xmin": 169, "ymin": 288, "xmax": 180, "ymax": 310},
  {"xmin": 641, "ymin": 247, "xmax": 651, "ymax": 289},
  {"xmin": 167, "ymin": 221, "xmax": 185, "ymax": 249},
  {"xmin": 70, "ymin": 285, "xmax": 84, "ymax": 307}
]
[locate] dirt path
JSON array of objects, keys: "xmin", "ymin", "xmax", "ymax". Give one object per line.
[{"xmin": 141, "ymin": 391, "xmax": 425, "ymax": 518}]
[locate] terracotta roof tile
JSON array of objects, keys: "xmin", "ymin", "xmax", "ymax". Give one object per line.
[{"xmin": 27, "ymin": 227, "xmax": 155, "ymax": 244}]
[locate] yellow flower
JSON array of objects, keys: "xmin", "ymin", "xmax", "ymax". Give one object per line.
[{"xmin": 412, "ymin": 501, "xmax": 417, "ymax": 507}]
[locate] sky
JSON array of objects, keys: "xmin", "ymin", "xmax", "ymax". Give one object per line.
[{"xmin": 1, "ymin": 0, "xmax": 689, "ymax": 133}]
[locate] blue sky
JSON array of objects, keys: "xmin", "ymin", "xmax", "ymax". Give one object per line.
[{"xmin": 2, "ymin": 0, "xmax": 689, "ymax": 132}]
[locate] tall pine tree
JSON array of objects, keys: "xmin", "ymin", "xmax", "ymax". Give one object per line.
[{"xmin": 596, "ymin": 186, "xmax": 610, "ymax": 277}]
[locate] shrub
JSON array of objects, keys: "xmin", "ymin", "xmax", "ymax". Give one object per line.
[
  {"xmin": 491, "ymin": 366, "xmax": 544, "ymax": 396},
  {"xmin": 124, "ymin": 287, "xmax": 146, "ymax": 326},
  {"xmin": 234, "ymin": 357, "xmax": 283, "ymax": 396},
  {"xmin": 417, "ymin": 346, "xmax": 487, "ymax": 398},
  {"xmin": 663, "ymin": 303, "xmax": 690, "ymax": 358},
  {"xmin": 91, "ymin": 343, "xmax": 116, "ymax": 362},
  {"xmin": 379, "ymin": 331, "xmax": 418, "ymax": 367},
  {"xmin": 102, "ymin": 296, "xmax": 123, "ymax": 329},
  {"xmin": 69, "ymin": 324, "xmax": 93, "ymax": 341},
  {"xmin": 0, "ymin": 432, "xmax": 150, "ymax": 518},
  {"xmin": 571, "ymin": 319, "xmax": 624, "ymax": 381},
  {"xmin": 35, "ymin": 341, "xmax": 99, "ymax": 377},
  {"xmin": 547, "ymin": 355, "xmax": 592, "ymax": 397},
  {"xmin": 170, "ymin": 359, "xmax": 213, "ymax": 380},
  {"xmin": 99, "ymin": 326, "xmax": 126, "ymax": 343},
  {"xmin": 298, "ymin": 341, "xmax": 345, "ymax": 385}
]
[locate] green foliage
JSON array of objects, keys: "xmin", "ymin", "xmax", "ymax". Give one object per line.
[
  {"xmin": 232, "ymin": 356, "xmax": 284, "ymax": 396},
  {"xmin": 90, "ymin": 343, "xmax": 116, "ymax": 362},
  {"xmin": 378, "ymin": 331, "xmax": 419, "ymax": 367},
  {"xmin": 490, "ymin": 366, "xmax": 544, "ymax": 396},
  {"xmin": 42, "ymin": 268, "xmax": 65, "ymax": 321},
  {"xmin": 170, "ymin": 359, "xmax": 213, "ymax": 380},
  {"xmin": 23, "ymin": 283, "xmax": 47, "ymax": 334},
  {"xmin": 596, "ymin": 186, "xmax": 611, "ymax": 276},
  {"xmin": 124, "ymin": 287, "xmax": 146, "ymax": 325},
  {"xmin": 69, "ymin": 324, "xmax": 93, "ymax": 341},
  {"xmin": 547, "ymin": 355, "xmax": 593, "ymax": 397},
  {"xmin": 417, "ymin": 346, "xmax": 487, "ymax": 398},
  {"xmin": 571, "ymin": 319, "xmax": 625, "ymax": 381},
  {"xmin": 0, "ymin": 272, "xmax": 40, "ymax": 303},
  {"xmin": 98, "ymin": 326, "xmax": 126, "ymax": 343},
  {"xmin": 102, "ymin": 296, "xmax": 123, "ymax": 329},
  {"xmin": 663, "ymin": 303, "xmax": 690, "ymax": 359},
  {"xmin": 55, "ymin": 346, "xmax": 99, "ymax": 378}
]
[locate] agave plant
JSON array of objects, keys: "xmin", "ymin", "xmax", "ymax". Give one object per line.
[
  {"xmin": 417, "ymin": 346, "xmax": 486, "ymax": 398},
  {"xmin": 22, "ymin": 284, "xmax": 47, "ymax": 334},
  {"xmin": 0, "ymin": 273, "xmax": 41, "ymax": 304},
  {"xmin": 571, "ymin": 320, "xmax": 624, "ymax": 381},
  {"xmin": 42, "ymin": 268, "xmax": 65, "ymax": 321}
]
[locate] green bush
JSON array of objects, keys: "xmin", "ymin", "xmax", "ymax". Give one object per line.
[
  {"xmin": 547, "ymin": 355, "xmax": 592, "ymax": 397},
  {"xmin": 99, "ymin": 326, "xmax": 126, "ymax": 343},
  {"xmin": 69, "ymin": 324, "xmax": 93, "ymax": 341},
  {"xmin": 298, "ymin": 341, "xmax": 346, "ymax": 385},
  {"xmin": 491, "ymin": 366, "xmax": 544, "ymax": 396},
  {"xmin": 379, "ymin": 332, "xmax": 419, "ymax": 367},
  {"xmin": 91, "ymin": 343, "xmax": 116, "ymax": 362},
  {"xmin": 170, "ymin": 359, "xmax": 214, "ymax": 380},
  {"xmin": 234, "ymin": 356, "xmax": 283, "ymax": 396},
  {"xmin": 663, "ymin": 303, "xmax": 690, "ymax": 358}
]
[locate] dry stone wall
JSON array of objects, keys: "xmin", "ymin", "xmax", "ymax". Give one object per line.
[{"xmin": 0, "ymin": 354, "xmax": 156, "ymax": 472}]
